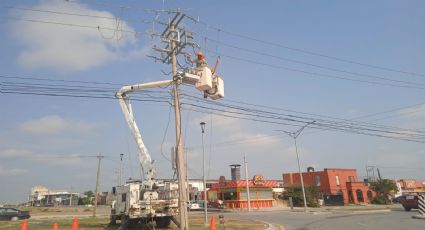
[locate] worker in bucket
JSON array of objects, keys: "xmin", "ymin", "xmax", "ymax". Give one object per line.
[{"xmin": 192, "ymin": 51, "xmax": 208, "ymax": 68}]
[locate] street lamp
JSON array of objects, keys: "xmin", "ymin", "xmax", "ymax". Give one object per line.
[
  {"xmin": 200, "ymin": 121, "xmax": 208, "ymax": 225},
  {"xmin": 120, "ymin": 153, "xmax": 124, "ymax": 186},
  {"xmin": 277, "ymin": 121, "xmax": 315, "ymax": 213}
]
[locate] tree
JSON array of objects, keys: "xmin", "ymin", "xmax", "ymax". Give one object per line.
[
  {"xmin": 84, "ymin": 190, "xmax": 94, "ymax": 197},
  {"xmin": 283, "ymin": 186, "xmax": 320, "ymax": 207},
  {"xmin": 82, "ymin": 190, "xmax": 94, "ymax": 205},
  {"xmin": 369, "ymin": 179, "xmax": 397, "ymax": 204}
]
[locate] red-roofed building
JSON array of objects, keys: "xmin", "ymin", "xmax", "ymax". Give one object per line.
[
  {"xmin": 207, "ymin": 165, "xmax": 279, "ymax": 209},
  {"xmin": 396, "ymin": 179, "xmax": 425, "ymax": 195},
  {"xmin": 208, "ymin": 175, "xmax": 278, "ymax": 209},
  {"xmin": 283, "ymin": 168, "xmax": 376, "ymax": 205}
]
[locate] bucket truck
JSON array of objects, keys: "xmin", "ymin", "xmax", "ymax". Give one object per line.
[{"xmin": 110, "ymin": 66, "xmax": 224, "ymax": 229}]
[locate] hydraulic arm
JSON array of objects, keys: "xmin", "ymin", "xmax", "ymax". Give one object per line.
[{"xmin": 116, "ymin": 80, "xmax": 173, "ymax": 189}]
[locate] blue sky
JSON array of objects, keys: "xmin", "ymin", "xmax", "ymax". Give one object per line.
[{"xmin": 1, "ymin": 0, "xmax": 425, "ymax": 202}]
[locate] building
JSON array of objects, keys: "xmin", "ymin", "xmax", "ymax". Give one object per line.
[
  {"xmin": 394, "ymin": 179, "xmax": 425, "ymax": 196},
  {"xmin": 208, "ymin": 165, "xmax": 278, "ymax": 209},
  {"xmin": 29, "ymin": 186, "xmax": 80, "ymax": 206},
  {"xmin": 283, "ymin": 168, "xmax": 376, "ymax": 205}
]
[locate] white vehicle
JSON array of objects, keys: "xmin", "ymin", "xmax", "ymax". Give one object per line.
[
  {"xmin": 187, "ymin": 201, "xmax": 200, "ymax": 210},
  {"xmin": 110, "ymin": 79, "xmax": 180, "ymax": 229},
  {"xmin": 111, "ymin": 179, "xmax": 179, "ymax": 229},
  {"xmin": 110, "ymin": 67, "xmax": 224, "ymax": 229}
]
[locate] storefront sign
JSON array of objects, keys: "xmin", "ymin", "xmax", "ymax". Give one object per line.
[{"xmin": 253, "ymin": 174, "xmax": 265, "ymax": 185}]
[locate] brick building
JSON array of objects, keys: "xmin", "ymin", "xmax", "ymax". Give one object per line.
[{"xmin": 283, "ymin": 168, "xmax": 375, "ymax": 205}]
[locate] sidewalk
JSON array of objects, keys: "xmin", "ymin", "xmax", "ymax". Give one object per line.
[{"xmin": 224, "ymin": 203, "xmax": 398, "ymax": 214}]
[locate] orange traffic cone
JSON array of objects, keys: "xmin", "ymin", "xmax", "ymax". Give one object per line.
[
  {"xmin": 20, "ymin": 219, "xmax": 28, "ymax": 230},
  {"xmin": 71, "ymin": 216, "xmax": 80, "ymax": 230},
  {"xmin": 52, "ymin": 223, "xmax": 59, "ymax": 230},
  {"xmin": 209, "ymin": 215, "xmax": 216, "ymax": 230}
]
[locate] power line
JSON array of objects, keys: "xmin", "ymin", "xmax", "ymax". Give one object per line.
[
  {"xmin": 205, "ymin": 49, "xmax": 425, "ymax": 90},
  {"xmin": 1, "ymin": 16, "xmax": 141, "ymax": 35},
  {"xmin": 197, "ymin": 20, "xmax": 425, "ymax": 78},
  {"xmin": 6, "ymin": 3, "xmax": 423, "ymax": 80},
  {"xmin": 180, "ymin": 101, "xmax": 425, "ymax": 143},
  {"xmin": 182, "ymin": 87, "xmax": 425, "ymax": 124},
  {"xmin": 3, "ymin": 5, "xmax": 118, "ymax": 20},
  {"xmin": 180, "ymin": 92, "xmax": 425, "ymax": 135},
  {"xmin": 4, "ymin": 11, "xmax": 424, "ymax": 90},
  {"xmin": 181, "ymin": 105, "xmax": 425, "ymax": 144},
  {"xmin": 3, "ymin": 74, "xmax": 425, "ymax": 143},
  {"xmin": 4, "ymin": 74, "xmax": 421, "ymax": 123},
  {"xmin": 204, "ymin": 37, "xmax": 425, "ymax": 88}
]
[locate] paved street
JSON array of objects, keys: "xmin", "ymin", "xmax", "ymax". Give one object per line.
[{"xmin": 223, "ymin": 208, "xmax": 425, "ymax": 230}]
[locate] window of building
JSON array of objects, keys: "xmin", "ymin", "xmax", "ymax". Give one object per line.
[
  {"xmin": 356, "ymin": 189, "xmax": 364, "ymax": 203},
  {"xmin": 223, "ymin": 192, "xmax": 237, "ymax": 201},
  {"xmin": 121, "ymin": 193, "xmax": 126, "ymax": 202},
  {"xmin": 316, "ymin": 175, "xmax": 321, "ymax": 186},
  {"xmin": 349, "ymin": 176, "xmax": 355, "ymax": 182},
  {"xmin": 336, "ymin": 176, "xmax": 340, "ymax": 186},
  {"xmin": 240, "ymin": 190, "xmax": 272, "ymax": 200},
  {"xmin": 367, "ymin": 190, "xmax": 373, "ymax": 201}
]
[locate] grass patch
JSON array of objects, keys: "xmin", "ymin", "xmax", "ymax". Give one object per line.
[{"xmin": 1, "ymin": 215, "xmax": 267, "ymax": 230}]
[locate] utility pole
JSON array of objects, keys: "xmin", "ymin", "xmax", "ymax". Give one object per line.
[
  {"xmin": 170, "ymin": 19, "xmax": 189, "ymax": 230},
  {"xmin": 200, "ymin": 122, "xmax": 208, "ymax": 225},
  {"xmin": 185, "ymin": 148, "xmax": 190, "ymax": 211},
  {"xmin": 149, "ymin": 11, "xmax": 199, "ymax": 230},
  {"xmin": 244, "ymin": 153, "xmax": 251, "ymax": 212},
  {"xmin": 366, "ymin": 165, "xmax": 369, "ymax": 182},
  {"xmin": 277, "ymin": 121, "xmax": 315, "ymax": 213},
  {"xmin": 120, "ymin": 153, "xmax": 124, "ymax": 186},
  {"xmin": 93, "ymin": 153, "xmax": 104, "ymax": 217}
]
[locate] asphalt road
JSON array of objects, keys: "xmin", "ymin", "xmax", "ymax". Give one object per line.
[{"xmin": 224, "ymin": 209, "xmax": 425, "ymax": 230}]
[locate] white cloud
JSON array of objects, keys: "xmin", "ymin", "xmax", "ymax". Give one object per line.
[
  {"xmin": 0, "ymin": 165, "xmax": 28, "ymax": 176},
  {"xmin": 19, "ymin": 115, "xmax": 96, "ymax": 135},
  {"xmin": 0, "ymin": 149, "xmax": 33, "ymax": 158},
  {"xmin": 399, "ymin": 104, "xmax": 425, "ymax": 120},
  {"xmin": 192, "ymin": 113, "xmax": 280, "ymax": 148},
  {"xmin": 10, "ymin": 0, "xmax": 139, "ymax": 72},
  {"xmin": 0, "ymin": 148, "xmax": 83, "ymax": 166}
]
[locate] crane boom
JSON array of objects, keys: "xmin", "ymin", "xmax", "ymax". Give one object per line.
[{"xmin": 116, "ymin": 79, "xmax": 173, "ymax": 189}]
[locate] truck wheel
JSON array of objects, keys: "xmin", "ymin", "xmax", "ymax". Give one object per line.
[
  {"xmin": 108, "ymin": 215, "xmax": 117, "ymax": 226},
  {"xmin": 404, "ymin": 207, "xmax": 411, "ymax": 211},
  {"xmin": 155, "ymin": 217, "xmax": 172, "ymax": 229},
  {"xmin": 118, "ymin": 215, "xmax": 130, "ymax": 230}
]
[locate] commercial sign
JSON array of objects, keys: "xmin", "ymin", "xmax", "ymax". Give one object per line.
[{"xmin": 253, "ymin": 174, "xmax": 265, "ymax": 185}]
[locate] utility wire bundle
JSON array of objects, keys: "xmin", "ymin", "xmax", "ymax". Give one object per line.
[{"xmin": 2, "ymin": 74, "xmax": 424, "ymax": 144}]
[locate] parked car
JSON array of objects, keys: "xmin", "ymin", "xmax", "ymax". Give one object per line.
[
  {"xmin": 187, "ymin": 201, "xmax": 200, "ymax": 210},
  {"xmin": 0, "ymin": 208, "xmax": 30, "ymax": 221},
  {"xmin": 207, "ymin": 200, "xmax": 225, "ymax": 209},
  {"xmin": 400, "ymin": 195, "xmax": 419, "ymax": 211}
]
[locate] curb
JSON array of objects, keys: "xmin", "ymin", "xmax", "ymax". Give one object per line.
[
  {"xmin": 412, "ymin": 215, "xmax": 425, "ymax": 220},
  {"xmin": 266, "ymin": 223, "xmax": 286, "ymax": 230},
  {"xmin": 333, "ymin": 209, "xmax": 391, "ymax": 214},
  {"xmin": 256, "ymin": 219, "xmax": 285, "ymax": 230}
]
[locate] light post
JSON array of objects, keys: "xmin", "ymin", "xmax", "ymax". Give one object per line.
[
  {"xmin": 244, "ymin": 153, "xmax": 251, "ymax": 212},
  {"xmin": 120, "ymin": 153, "xmax": 124, "ymax": 186},
  {"xmin": 277, "ymin": 121, "xmax": 315, "ymax": 213},
  {"xmin": 200, "ymin": 121, "xmax": 208, "ymax": 225}
]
